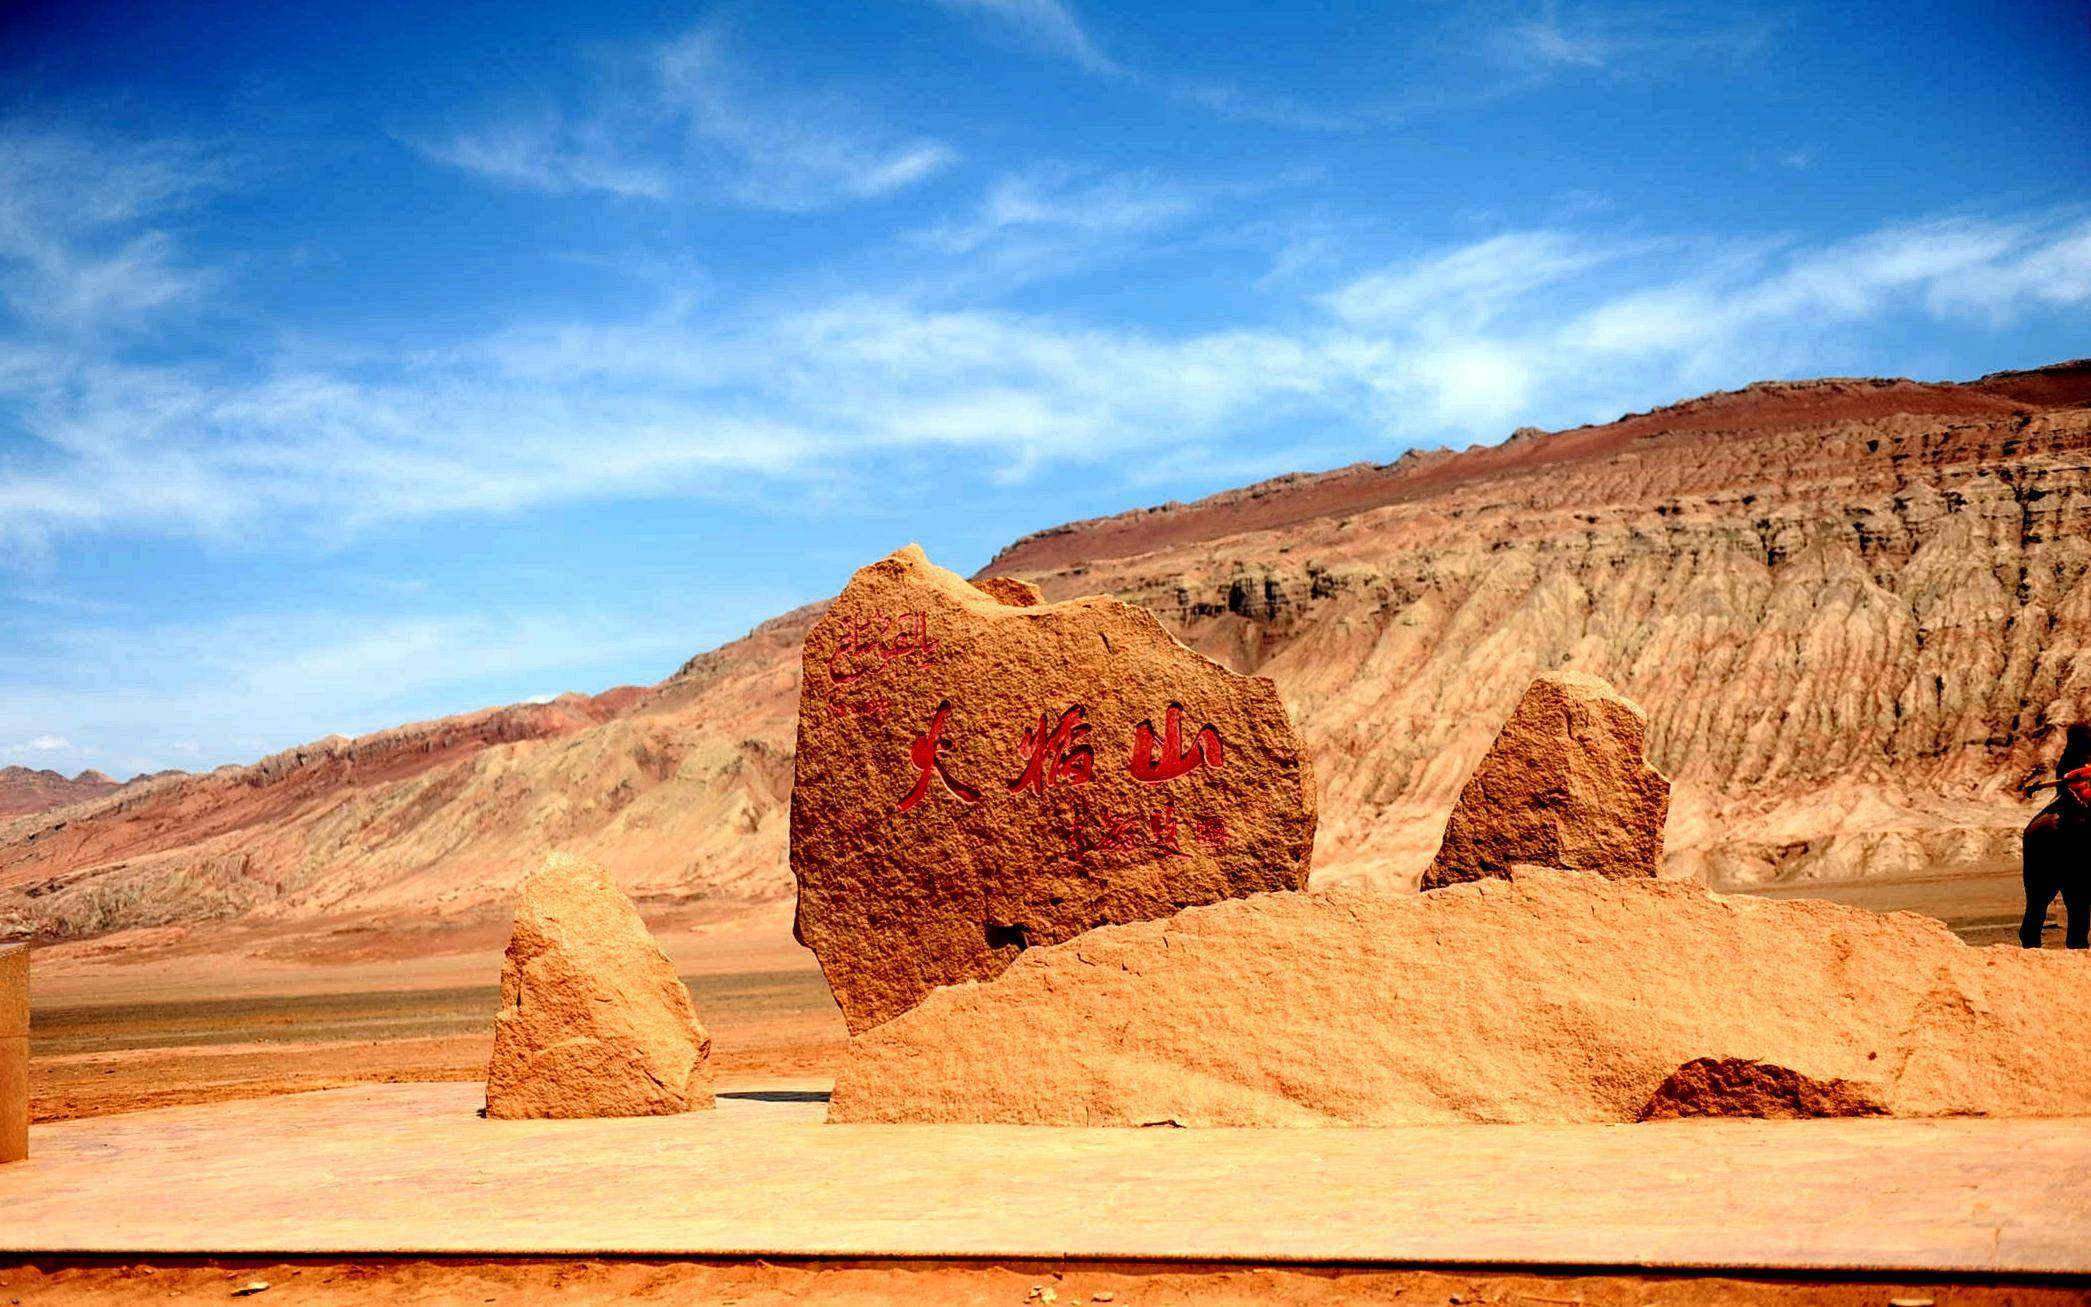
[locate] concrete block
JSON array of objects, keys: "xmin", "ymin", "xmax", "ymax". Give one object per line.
[
  {"xmin": 0, "ymin": 943, "xmax": 25, "ymax": 1037},
  {"xmin": 0, "ymin": 1034, "xmax": 23, "ymax": 1163}
]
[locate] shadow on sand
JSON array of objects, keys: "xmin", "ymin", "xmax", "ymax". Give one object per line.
[{"xmin": 720, "ymin": 1089, "xmax": 831, "ymax": 1104}]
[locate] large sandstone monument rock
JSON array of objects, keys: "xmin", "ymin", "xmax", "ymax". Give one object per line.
[
  {"xmin": 0, "ymin": 944, "xmax": 23, "ymax": 1162},
  {"xmin": 792, "ymin": 545, "xmax": 1317, "ymax": 1031},
  {"xmin": 828, "ymin": 869, "xmax": 2091, "ymax": 1126},
  {"xmin": 485, "ymin": 854, "xmax": 712, "ymax": 1119},
  {"xmin": 1422, "ymin": 671, "xmax": 1670, "ymax": 889}
]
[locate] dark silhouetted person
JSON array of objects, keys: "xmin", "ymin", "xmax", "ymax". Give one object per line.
[{"xmin": 2021, "ymin": 723, "xmax": 2091, "ymax": 949}]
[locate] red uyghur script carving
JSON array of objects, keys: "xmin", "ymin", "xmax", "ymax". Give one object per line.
[
  {"xmin": 1008, "ymin": 705, "xmax": 1096, "ymax": 797},
  {"xmin": 830, "ymin": 611, "xmax": 942, "ymax": 685},
  {"xmin": 830, "ymin": 695, "xmax": 891, "ymax": 721},
  {"xmin": 1129, "ymin": 703, "xmax": 1225, "ymax": 784},
  {"xmin": 898, "ymin": 700, "xmax": 981, "ymax": 812}
]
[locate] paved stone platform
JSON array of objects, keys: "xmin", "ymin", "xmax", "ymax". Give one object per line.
[{"xmin": 3, "ymin": 1082, "xmax": 2087, "ymax": 1273}]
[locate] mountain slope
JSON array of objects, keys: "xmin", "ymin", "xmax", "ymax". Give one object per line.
[{"xmin": 4, "ymin": 361, "xmax": 2088, "ymax": 957}]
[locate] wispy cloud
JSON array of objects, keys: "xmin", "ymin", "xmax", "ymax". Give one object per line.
[
  {"xmin": 408, "ymin": 27, "xmax": 958, "ymax": 211},
  {"xmin": 412, "ymin": 115, "xmax": 674, "ymax": 201},
  {"xmin": 9, "ymin": 120, "xmax": 2091, "ymax": 579},
  {"xmin": 929, "ymin": 0, "xmax": 1121, "ymax": 76},
  {"xmin": 12, "ymin": 208, "xmax": 2091, "ymax": 560},
  {"xmin": 1323, "ymin": 230, "xmax": 1625, "ymax": 332},
  {"xmin": 0, "ymin": 124, "xmax": 222, "ymax": 333},
  {"xmin": 1324, "ymin": 210, "xmax": 2091, "ymax": 433},
  {"xmin": 913, "ymin": 165, "xmax": 1198, "ymax": 255},
  {"xmin": 926, "ymin": 0, "xmax": 1363, "ymax": 131},
  {"xmin": 1476, "ymin": 1, "xmax": 1780, "ymax": 79}
]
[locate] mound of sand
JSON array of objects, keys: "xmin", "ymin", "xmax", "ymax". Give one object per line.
[{"xmin": 829, "ymin": 869, "xmax": 2091, "ymax": 1126}]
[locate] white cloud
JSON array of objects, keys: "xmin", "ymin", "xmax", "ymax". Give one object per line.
[
  {"xmin": 9, "ymin": 207, "xmax": 2091, "ymax": 558},
  {"xmin": 928, "ymin": 0, "xmax": 1121, "ymax": 76},
  {"xmin": 411, "ymin": 115, "xmax": 673, "ymax": 201},
  {"xmin": 914, "ymin": 166, "xmax": 1197, "ymax": 255},
  {"xmin": 18, "ymin": 736, "xmax": 67, "ymax": 752},
  {"xmin": 8, "ymin": 117, "xmax": 2091, "ymax": 573},
  {"xmin": 0, "ymin": 125, "xmax": 221, "ymax": 333},
  {"xmin": 1476, "ymin": 1, "xmax": 1778, "ymax": 79},
  {"xmin": 1323, "ymin": 230, "xmax": 1623, "ymax": 332},
  {"xmin": 410, "ymin": 28, "xmax": 958, "ymax": 211},
  {"xmin": 1324, "ymin": 211, "xmax": 2091, "ymax": 432},
  {"xmin": 925, "ymin": 0, "xmax": 1362, "ymax": 131}
]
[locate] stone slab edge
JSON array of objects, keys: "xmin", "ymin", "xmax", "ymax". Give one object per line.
[{"xmin": 0, "ymin": 1236, "xmax": 2078, "ymax": 1277}]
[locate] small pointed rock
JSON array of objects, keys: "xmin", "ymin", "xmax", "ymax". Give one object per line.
[
  {"xmin": 1422, "ymin": 670, "xmax": 1670, "ymax": 889},
  {"xmin": 485, "ymin": 853, "xmax": 713, "ymax": 1119}
]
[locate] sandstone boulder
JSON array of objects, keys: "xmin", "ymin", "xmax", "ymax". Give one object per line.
[
  {"xmin": 485, "ymin": 853, "xmax": 712, "ymax": 1119},
  {"xmin": 828, "ymin": 870, "xmax": 2091, "ymax": 1126},
  {"xmin": 1422, "ymin": 671, "xmax": 1669, "ymax": 889},
  {"xmin": 791, "ymin": 546, "xmax": 1317, "ymax": 1032}
]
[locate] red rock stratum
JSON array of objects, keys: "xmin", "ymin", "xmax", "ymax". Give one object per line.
[{"xmin": 3, "ymin": 361, "xmax": 2089, "ymax": 955}]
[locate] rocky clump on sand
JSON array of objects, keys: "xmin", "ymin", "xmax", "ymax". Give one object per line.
[
  {"xmin": 485, "ymin": 853, "xmax": 712, "ymax": 1119},
  {"xmin": 827, "ymin": 869, "xmax": 2091, "ymax": 1127},
  {"xmin": 1422, "ymin": 671, "xmax": 1670, "ymax": 889},
  {"xmin": 1636, "ymin": 1057, "xmax": 1887, "ymax": 1120},
  {"xmin": 790, "ymin": 545, "xmax": 1317, "ymax": 1032}
]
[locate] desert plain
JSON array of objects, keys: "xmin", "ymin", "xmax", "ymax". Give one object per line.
[{"xmin": 8, "ymin": 860, "xmax": 2039, "ymax": 1129}]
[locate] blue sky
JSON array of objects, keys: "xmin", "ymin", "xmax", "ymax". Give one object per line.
[{"xmin": 1, "ymin": 0, "xmax": 2087, "ymax": 778}]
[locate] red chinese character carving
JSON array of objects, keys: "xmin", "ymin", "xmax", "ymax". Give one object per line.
[
  {"xmin": 1148, "ymin": 802, "xmax": 1190, "ymax": 858},
  {"xmin": 1096, "ymin": 810, "xmax": 1144, "ymax": 851},
  {"xmin": 1129, "ymin": 703, "xmax": 1224, "ymax": 784},
  {"xmin": 1062, "ymin": 807, "xmax": 1090, "ymax": 859},
  {"xmin": 899, "ymin": 700, "xmax": 980, "ymax": 812},
  {"xmin": 1192, "ymin": 814, "xmax": 1230, "ymax": 850},
  {"xmin": 1008, "ymin": 705, "xmax": 1095, "ymax": 797}
]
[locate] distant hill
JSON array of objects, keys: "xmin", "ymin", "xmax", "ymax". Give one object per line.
[
  {"xmin": 5, "ymin": 360, "xmax": 2089, "ymax": 958},
  {"xmin": 0, "ymin": 766, "xmax": 124, "ymax": 819}
]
